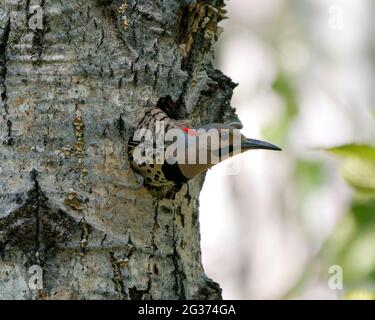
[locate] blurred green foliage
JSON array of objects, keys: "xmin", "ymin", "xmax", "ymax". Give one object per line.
[
  {"xmin": 345, "ymin": 289, "xmax": 375, "ymax": 300},
  {"xmin": 294, "ymin": 160, "xmax": 325, "ymax": 221},
  {"xmin": 263, "ymin": 71, "xmax": 299, "ymax": 144},
  {"xmin": 263, "ymin": 66, "xmax": 374, "ymax": 299},
  {"xmin": 325, "ymin": 144, "xmax": 375, "ymax": 297},
  {"xmin": 327, "ymin": 144, "xmax": 375, "ymax": 195}
]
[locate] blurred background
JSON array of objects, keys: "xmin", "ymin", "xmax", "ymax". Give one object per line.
[{"xmin": 199, "ymin": 0, "xmax": 375, "ymax": 299}]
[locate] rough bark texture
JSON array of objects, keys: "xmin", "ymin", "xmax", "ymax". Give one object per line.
[{"xmin": 0, "ymin": 0, "xmax": 239, "ymax": 299}]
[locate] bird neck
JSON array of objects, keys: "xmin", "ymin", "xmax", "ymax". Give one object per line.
[
  {"xmin": 178, "ymin": 138, "xmax": 225, "ymax": 179},
  {"xmin": 178, "ymin": 162, "xmax": 214, "ymax": 180}
]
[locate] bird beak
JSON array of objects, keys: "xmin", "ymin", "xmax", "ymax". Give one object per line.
[{"xmin": 241, "ymin": 139, "xmax": 282, "ymax": 151}]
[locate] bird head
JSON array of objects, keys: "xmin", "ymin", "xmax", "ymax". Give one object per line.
[
  {"xmin": 183, "ymin": 123, "xmax": 281, "ymax": 155},
  {"xmin": 177, "ymin": 123, "xmax": 281, "ymax": 179}
]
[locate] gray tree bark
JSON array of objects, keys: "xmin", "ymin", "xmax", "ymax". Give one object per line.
[{"xmin": 0, "ymin": 0, "xmax": 239, "ymax": 299}]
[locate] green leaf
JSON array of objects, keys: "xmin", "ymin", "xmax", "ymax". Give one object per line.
[
  {"xmin": 327, "ymin": 144, "xmax": 375, "ymax": 162},
  {"xmin": 326, "ymin": 144, "xmax": 375, "ymax": 195},
  {"xmin": 341, "ymin": 159, "xmax": 375, "ymax": 194}
]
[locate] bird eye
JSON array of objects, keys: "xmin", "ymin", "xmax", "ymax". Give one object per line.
[{"xmin": 221, "ymin": 132, "xmax": 229, "ymax": 140}]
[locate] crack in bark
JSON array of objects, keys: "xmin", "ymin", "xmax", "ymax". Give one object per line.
[
  {"xmin": 171, "ymin": 204, "xmax": 186, "ymax": 299},
  {"xmin": 115, "ymin": 113, "xmax": 126, "ymax": 139},
  {"xmin": 129, "ymin": 284, "xmax": 149, "ymax": 300},
  {"xmin": 150, "ymin": 203, "xmax": 159, "ymax": 252},
  {"xmin": 109, "ymin": 251, "xmax": 128, "ymax": 300},
  {"xmin": 0, "ymin": 171, "xmax": 79, "ymax": 268},
  {"xmin": 29, "ymin": 169, "xmax": 44, "ymax": 266},
  {"xmin": 96, "ymin": 0, "xmax": 132, "ymax": 55},
  {"xmin": 108, "ymin": 244, "xmax": 135, "ymax": 299},
  {"xmin": 139, "ymin": 201, "xmax": 161, "ymax": 299},
  {"xmin": 0, "ymin": 18, "xmax": 12, "ymax": 145},
  {"xmin": 128, "ymin": 202, "xmax": 166, "ymax": 300}
]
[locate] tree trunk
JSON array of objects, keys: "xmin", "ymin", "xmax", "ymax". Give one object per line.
[{"xmin": 0, "ymin": 0, "xmax": 238, "ymax": 300}]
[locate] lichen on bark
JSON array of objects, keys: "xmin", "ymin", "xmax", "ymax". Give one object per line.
[{"xmin": 0, "ymin": 0, "xmax": 238, "ymax": 299}]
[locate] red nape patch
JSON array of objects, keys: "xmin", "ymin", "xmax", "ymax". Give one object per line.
[{"xmin": 182, "ymin": 127, "xmax": 198, "ymax": 136}]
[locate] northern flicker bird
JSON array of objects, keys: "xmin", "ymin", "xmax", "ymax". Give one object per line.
[{"xmin": 128, "ymin": 108, "xmax": 281, "ymax": 187}]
